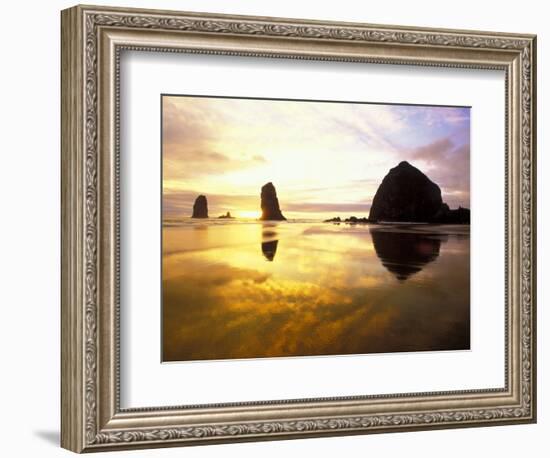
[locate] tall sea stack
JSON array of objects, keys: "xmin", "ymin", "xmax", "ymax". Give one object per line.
[
  {"xmin": 260, "ymin": 182, "xmax": 286, "ymax": 221},
  {"xmin": 369, "ymin": 161, "xmax": 443, "ymax": 223},
  {"xmin": 191, "ymin": 195, "xmax": 208, "ymax": 218}
]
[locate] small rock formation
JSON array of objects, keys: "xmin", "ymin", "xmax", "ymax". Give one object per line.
[
  {"xmin": 260, "ymin": 182, "xmax": 286, "ymax": 221},
  {"xmin": 191, "ymin": 195, "xmax": 208, "ymax": 218},
  {"xmin": 369, "ymin": 161, "xmax": 442, "ymax": 222},
  {"xmin": 344, "ymin": 216, "xmax": 371, "ymax": 224},
  {"xmin": 324, "ymin": 216, "xmax": 372, "ymax": 224},
  {"xmin": 433, "ymin": 203, "xmax": 450, "ymax": 222},
  {"xmin": 433, "ymin": 206, "xmax": 470, "ymax": 224},
  {"xmin": 218, "ymin": 211, "xmax": 234, "ymax": 219},
  {"xmin": 369, "ymin": 161, "xmax": 470, "ymax": 223}
]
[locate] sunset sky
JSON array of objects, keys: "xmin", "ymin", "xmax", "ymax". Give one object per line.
[{"xmin": 162, "ymin": 95, "xmax": 470, "ymax": 220}]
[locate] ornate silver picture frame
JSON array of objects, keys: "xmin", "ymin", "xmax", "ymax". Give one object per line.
[{"xmin": 61, "ymin": 4, "xmax": 536, "ymax": 453}]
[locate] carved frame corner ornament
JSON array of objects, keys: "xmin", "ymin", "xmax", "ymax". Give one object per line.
[{"xmin": 61, "ymin": 4, "xmax": 536, "ymax": 453}]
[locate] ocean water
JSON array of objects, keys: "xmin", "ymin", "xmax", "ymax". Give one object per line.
[{"xmin": 162, "ymin": 219, "xmax": 470, "ymax": 362}]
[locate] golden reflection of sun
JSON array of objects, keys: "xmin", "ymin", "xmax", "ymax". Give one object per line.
[{"xmin": 237, "ymin": 210, "xmax": 261, "ymax": 219}]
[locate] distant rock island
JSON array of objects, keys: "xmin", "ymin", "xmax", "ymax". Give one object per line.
[
  {"xmin": 260, "ymin": 182, "xmax": 286, "ymax": 221},
  {"xmin": 325, "ymin": 161, "xmax": 469, "ymax": 224},
  {"xmin": 324, "ymin": 216, "xmax": 371, "ymax": 224},
  {"xmin": 191, "ymin": 195, "xmax": 208, "ymax": 218},
  {"xmin": 218, "ymin": 211, "xmax": 234, "ymax": 219}
]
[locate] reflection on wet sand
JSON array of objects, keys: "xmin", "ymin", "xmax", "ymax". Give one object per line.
[
  {"xmin": 261, "ymin": 223, "xmax": 279, "ymax": 261},
  {"xmin": 370, "ymin": 227, "xmax": 445, "ymax": 281},
  {"xmin": 261, "ymin": 240, "xmax": 279, "ymax": 261},
  {"xmin": 162, "ymin": 221, "xmax": 470, "ymax": 362}
]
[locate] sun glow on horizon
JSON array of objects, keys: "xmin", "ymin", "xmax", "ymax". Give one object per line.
[{"xmin": 236, "ymin": 210, "xmax": 262, "ymax": 219}]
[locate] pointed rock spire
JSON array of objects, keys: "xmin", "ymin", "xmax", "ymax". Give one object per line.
[
  {"xmin": 260, "ymin": 182, "xmax": 286, "ymax": 221},
  {"xmin": 191, "ymin": 195, "xmax": 208, "ymax": 218}
]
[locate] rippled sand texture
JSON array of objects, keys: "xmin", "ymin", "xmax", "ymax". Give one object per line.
[{"xmin": 162, "ymin": 221, "xmax": 470, "ymax": 361}]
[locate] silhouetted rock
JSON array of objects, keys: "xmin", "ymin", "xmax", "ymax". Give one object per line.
[
  {"xmin": 324, "ymin": 216, "xmax": 373, "ymax": 224},
  {"xmin": 261, "ymin": 240, "xmax": 279, "ymax": 261},
  {"xmin": 260, "ymin": 182, "xmax": 286, "ymax": 221},
  {"xmin": 344, "ymin": 216, "xmax": 372, "ymax": 224},
  {"xmin": 191, "ymin": 195, "xmax": 208, "ymax": 218},
  {"xmin": 450, "ymin": 207, "xmax": 470, "ymax": 224},
  {"xmin": 370, "ymin": 227, "xmax": 444, "ymax": 281},
  {"xmin": 369, "ymin": 161, "xmax": 443, "ymax": 222},
  {"xmin": 218, "ymin": 211, "xmax": 234, "ymax": 219},
  {"xmin": 432, "ymin": 206, "xmax": 470, "ymax": 224},
  {"xmin": 433, "ymin": 203, "xmax": 450, "ymax": 222},
  {"xmin": 369, "ymin": 161, "xmax": 470, "ymax": 224}
]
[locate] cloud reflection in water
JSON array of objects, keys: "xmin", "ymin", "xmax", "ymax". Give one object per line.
[{"xmin": 162, "ymin": 221, "xmax": 470, "ymax": 361}]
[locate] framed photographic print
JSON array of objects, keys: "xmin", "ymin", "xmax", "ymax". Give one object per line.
[{"xmin": 61, "ymin": 4, "xmax": 537, "ymax": 453}]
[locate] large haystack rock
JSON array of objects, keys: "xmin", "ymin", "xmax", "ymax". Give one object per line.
[{"xmin": 369, "ymin": 161, "xmax": 443, "ymax": 222}]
